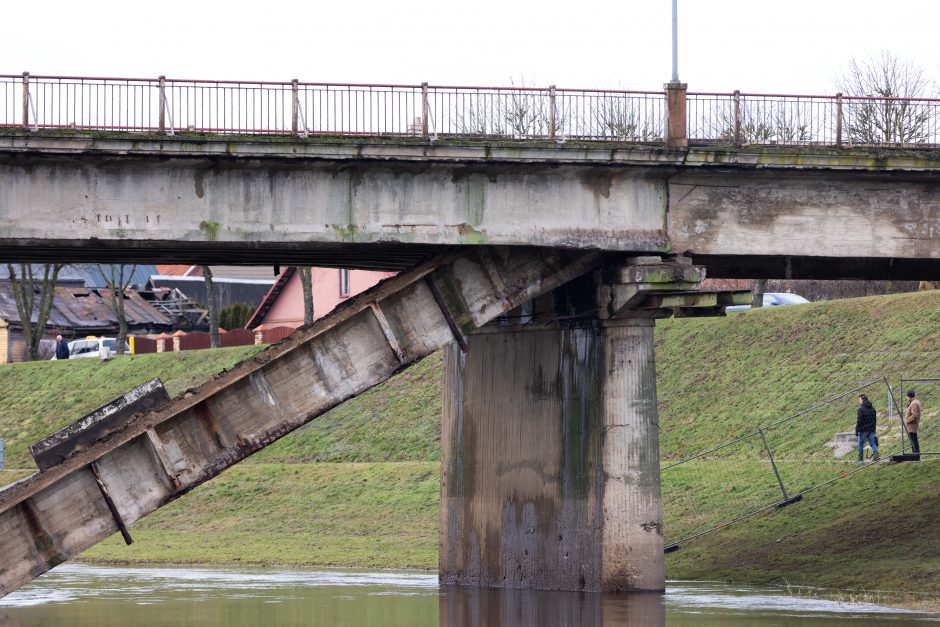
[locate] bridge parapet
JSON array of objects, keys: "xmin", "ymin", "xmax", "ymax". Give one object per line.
[{"xmin": 5, "ymin": 73, "xmax": 940, "ymax": 149}]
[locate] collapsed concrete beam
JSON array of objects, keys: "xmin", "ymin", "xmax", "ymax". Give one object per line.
[
  {"xmin": 30, "ymin": 378, "xmax": 170, "ymax": 472},
  {"xmin": 0, "ymin": 246, "xmax": 603, "ymax": 599}
]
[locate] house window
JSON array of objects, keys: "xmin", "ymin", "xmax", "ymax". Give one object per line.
[{"xmin": 339, "ymin": 269, "xmax": 350, "ymax": 297}]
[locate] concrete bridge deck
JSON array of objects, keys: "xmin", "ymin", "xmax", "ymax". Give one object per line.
[{"xmin": 1, "ymin": 132, "xmax": 939, "ymax": 277}]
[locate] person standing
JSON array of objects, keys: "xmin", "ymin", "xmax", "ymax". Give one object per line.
[
  {"xmin": 54, "ymin": 335, "xmax": 70, "ymax": 360},
  {"xmin": 905, "ymin": 390, "xmax": 922, "ymax": 456},
  {"xmin": 855, "ymin": 394, "xmax": 879, "ymax": 461}
]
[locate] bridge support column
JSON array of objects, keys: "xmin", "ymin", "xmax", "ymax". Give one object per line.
[{"xmin": 440, "ymin": 317, "xmax": 664, "ymax": 592}]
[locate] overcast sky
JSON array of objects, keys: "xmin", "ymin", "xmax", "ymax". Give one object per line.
[{"xmin": 3, "ymin": 0, "xmax": 938, "ymax": 95}]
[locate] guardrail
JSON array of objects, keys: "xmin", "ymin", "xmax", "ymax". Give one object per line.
[{"xmin": 3, "ymin": 73, "xmax": 940, "ymax": 148}]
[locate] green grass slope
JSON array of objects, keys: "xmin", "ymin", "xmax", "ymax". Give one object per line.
[
  {"xmin": 3, "ymin": 291, "xmax": 940, "ymax": 597},
  {"xmin": 0, "ymin": 346, "xmax": 264, "ymax": 469}
]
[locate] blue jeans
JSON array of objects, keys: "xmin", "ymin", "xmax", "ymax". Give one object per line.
[{"xmin": 858, "ymin": 432, "xmax": 878, "ymax": 459}]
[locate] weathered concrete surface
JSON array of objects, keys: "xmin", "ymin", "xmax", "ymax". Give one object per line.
[
  {"xmin": 0, "ymin": 136, "xmax": 670, "ymax": 259},
  {"xmin": 0, "ymin": 245, "xmax": 603, "ymax": 599},
  {"xmin": 2, "ymin": 134, "xmax": 940, "ymax": 274},
  {"xmin": 30, "ymin": 378, "xmax": 169, "ymax": 471},
  {"xmin": 668, "ymin": 171, "xmax": 940, "ymax": 260},
  {"xmin": 440, "ymin": 319, "xmax": 664, "ymax": 592}
]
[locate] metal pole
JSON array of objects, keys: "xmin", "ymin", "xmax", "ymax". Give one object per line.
[
  {"xmin": 896, "ymin": 381, "xmax": 906, "ymax": 454},
  {"xmin": 22, "ymin": 72, "xmax": 29, "ymax": 129},
  {"xmin": 733, "ymin": 90, "xmax": 741, "ymax": 147},
  {"xmin": 671, "ymin": 0, "xmax": 679, "ymax": 83},
  {"xmin": 421, "ymin": 82, "xmax": 429, "ymax": 140},
  {"xmin": 291, "ymin": 79, "xmax": 299, "ymax": 135},
  {"xmin": 548, "ymin": 85, "xmax": 556, "ymax": 141},
  {"xmin": 835, "ymin": 93, "xmax": 843, "ymax": 148},
  {"xmin": 158, "ymin": 76, "xmax": 166, "ymax": 133},
  {"xmin": 758, "ymin": 427, "xmax": 789, "ymax": 501}
]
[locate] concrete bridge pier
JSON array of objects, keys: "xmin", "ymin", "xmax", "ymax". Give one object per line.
[
  {"xmin": 439, "ymin": 258, "xmax": 741, "ymax": 592},
  {"xmin": 440, "ymin": 316, "xmax": 664, "ymax": 592}
]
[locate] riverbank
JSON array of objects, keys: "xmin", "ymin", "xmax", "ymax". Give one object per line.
[{"xmin": 1, "ymin": 290, "xmax": 939, "ymax": 602}]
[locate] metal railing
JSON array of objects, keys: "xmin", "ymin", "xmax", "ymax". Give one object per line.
[{"xmin": 4, "ymin": 72, "xmax": 940, "ymax": 148}]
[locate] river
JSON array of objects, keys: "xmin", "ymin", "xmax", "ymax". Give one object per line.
[{"xmin": 0, "ymin": 564, "xmax": 936, "ymax": 626}]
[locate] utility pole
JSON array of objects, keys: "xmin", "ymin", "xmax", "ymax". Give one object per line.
[{"xmin": 671, "ymin": 0, "xmax": 679, "ymax": 83}]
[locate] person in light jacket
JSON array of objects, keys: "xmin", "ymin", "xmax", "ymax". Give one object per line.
[
  {"xmin": 905, "ymin": 390, "xmax": 922, "ymax": 456},
  {"xmin": 855, "ymin": 394, "xmax": 879, "ymax": 462}
]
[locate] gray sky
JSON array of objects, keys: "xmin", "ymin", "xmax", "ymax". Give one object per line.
[{"xmin": 3, "ymin": 0, "xmax": 938, "ymax": 94}]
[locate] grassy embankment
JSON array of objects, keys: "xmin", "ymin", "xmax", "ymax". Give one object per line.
[{"xmin": 2, "ymin": 290, "xmax": 940, "ymax": 595}]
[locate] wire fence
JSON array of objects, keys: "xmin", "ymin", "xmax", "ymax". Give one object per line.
[
  {"xmin": 5, "ymin": 73, "xmax": 940, "ymax": 147},
  {"xmin": 661, "ymin": 377, "xmax": 927, "ymax": 550}
]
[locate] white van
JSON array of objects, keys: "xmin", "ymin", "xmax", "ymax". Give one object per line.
[{"xmin": 52, "ymin": 337, "xmax": 131, "ymax": 360}]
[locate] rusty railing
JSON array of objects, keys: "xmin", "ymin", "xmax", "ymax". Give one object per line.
[{"xmin": 3, "ymin": 72, "xmax": 940, "ymax": 148}]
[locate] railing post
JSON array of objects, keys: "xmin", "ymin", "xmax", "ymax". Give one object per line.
[
  {"xmin": 835, "ymin": 92, "xmax": 843, "ymax": 148},
  {"xmin": 291, "ymin": 79, "xmax": 299, "ymax": 135},
  {"xmin": 664, "ymin": 81, "xmax": 687, "ymax": 148},
  {"xmin": 421, "ymin": 82, "xmax": 429, "ymax": 140},
  {"xmin": 21, "ymin": 72, "xmax": 30, "ymax": 130},
  {"xmin": 733, "ymin": 89, "xmax": 742, "ymax": 148},
  {"xmin": 158, "ymin": 75, "xmax": 166, "ymax": 133},
  {"xmin": 548, "ymin": 85, "xmax": 556, "ymax": 141}
]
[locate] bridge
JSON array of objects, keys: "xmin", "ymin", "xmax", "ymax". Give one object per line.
[{"xmin": 0, "ymin": 73, "xmax": 939, "ymax": 598}]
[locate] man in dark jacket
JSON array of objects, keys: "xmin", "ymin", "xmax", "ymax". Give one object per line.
[
  {"xmin": 855, "ymin": 394, "xmax": 879, "ymax": 461},
  {"xmin": 54, "ymin": 335, "xmax": 70, "ymax": 360}
]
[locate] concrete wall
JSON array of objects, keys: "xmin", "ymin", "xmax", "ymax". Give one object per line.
[{"xmin": 440, "ymin": 319, "xmax": 664, "ymax": 592}]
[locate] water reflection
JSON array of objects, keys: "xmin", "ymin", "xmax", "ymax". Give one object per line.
[
  {"xmin": 0, "ymin": 564, "xmax": 934, "ymax": 627},
  {"xmin": 440, "ymin": 586, "xmax": 664, "ymax": 626}
]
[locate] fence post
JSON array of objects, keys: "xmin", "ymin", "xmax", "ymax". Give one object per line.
[
  {"xmin": 291, "ymin": 79, "xmax": 299, "ymax": 135},
  {"xmin": 158, "ymin": 76, "xmax": 166, "ymax": 133},
  {"xmin": 664, "ymin": 81, "xmax": 687, "ymax": 148},
  {"xmin": 421, "ymin": 82, "xmax": 429, "ymax": 140},
  {"xmin": 21, "ymin": 72, "xmax": 30, "ymax": 130},
  {"xmin": 733, "ymin": 90, "xmax": 742, "ymax": 148},
  {"xmin": 835, "ymin": 92, "xmax": 843, "ymax": 148},
  {"xmin": 548, "ymin": 85, "xmax": 556, "ymax": 141},
  {"xmin": 758, "ymin": 427, "xmax": 789, "ymax": 501}
]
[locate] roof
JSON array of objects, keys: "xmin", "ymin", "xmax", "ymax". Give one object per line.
[
  {"xmin": 154, "ymin": 265, "xmax": 281, "ymax": 280},
  {"xmin": 0, "ymin": 283, "xmax": 171, "ymax": 332},
  {"xmin": 148, "ymin": 275, "xmax": 274, "ymax": 310},
  {"xmin": 3, "ymin": 264, "xmax": 159, "ymax": 289},
  {"xmin": 71, "ymin": 264, "xmax": 160, "ymax": 289}
]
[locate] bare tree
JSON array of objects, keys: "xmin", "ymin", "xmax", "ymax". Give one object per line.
[
  {"xmin": 6, "ymin": 264, "xmax": 63, "ymax": 361},
  {"xmin": 836, "ymin": 51, "xmax": 938, "ymax": 144},
  {"xmin": 98, "ymin": 264, "xmax": 137, "ymax": 355},
  {"xmin": 590, "ymin": 94, "xmax": 662, "ymax": 141},
  {"xmin": 202, "ymin": 265, "xmax": 220, "ymax": 348},
  {"xmin": 707, "ymin": 99, "xmax": 813, "ymax": 145},
  {"xmin": 298, "ymin": 266, "xmax": 314, "ymax": 325},
  {"xmin": 456, "ymin": 76, "xmax": 562, "ymax": 138}
]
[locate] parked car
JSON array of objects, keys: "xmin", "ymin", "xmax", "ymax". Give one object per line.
[
  {"xmin": 726, "ymin": 292, "xmax": 810, "ymax": 312},
  {"xmin": 51, "ymin": 337, "xmax": 130, "ymax": 360}
]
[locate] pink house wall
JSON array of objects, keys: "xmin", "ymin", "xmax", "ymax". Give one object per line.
[{"xmin": 255, "ymin": 268, "xmax": 394, "ymax": 330}]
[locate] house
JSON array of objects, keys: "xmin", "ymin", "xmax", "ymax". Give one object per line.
[
  {"xmin": 246, "ymin": 267, "xmax": 395, "ymax": 330},
  {"xmin": 0, "ymin": 283, "xmax": 172, "ymax": 363}
]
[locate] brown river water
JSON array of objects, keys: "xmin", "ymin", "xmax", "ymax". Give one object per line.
[{"xmin": 0, "ymin": 564, "xmax": 936, "ymax": 626}]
